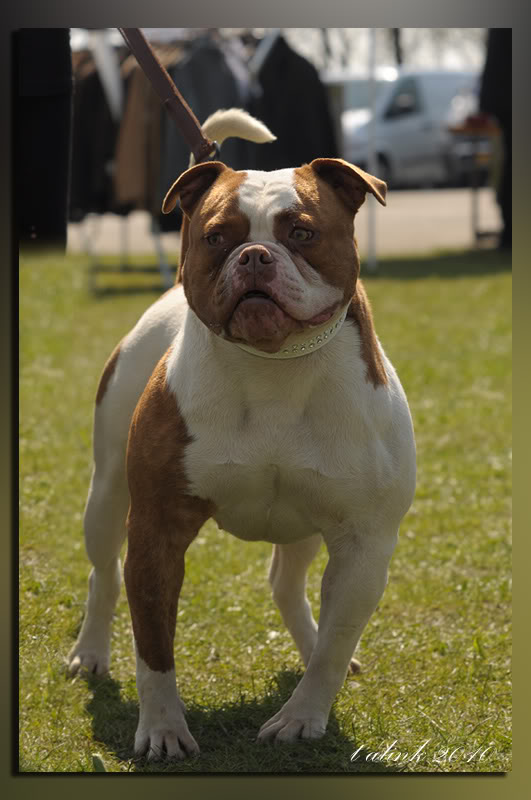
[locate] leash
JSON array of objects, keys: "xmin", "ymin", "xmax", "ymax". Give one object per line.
[{"xmin": 117, "ymin": 28, "xmax": 220, "ymax": 164}]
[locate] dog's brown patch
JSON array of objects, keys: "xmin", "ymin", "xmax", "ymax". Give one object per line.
[
  {"xmin": 164, "ymin": 163, "xmax": 247, "ymax": 288},
  {"xmin": 293, "ymin": 164, "xmax": 388, "ymax": 386},
  {"xmin": 125, "ymin": 352, "xmax": 214, "ymax": 673},
  {"xmin": 348, "ymin": 280, "xmax": 388, "ymax": 388},
  {"xmin": 309, "ymin": 158, "xmax": 387, "ymax": 209},
  {"xmin": 95, "ymin": 341, "xmax": 122, "ymax": 405},
  {"xmin": 291, "ymin": 165, "xmax": 360, "ymax": 304},
  {"xmin": 180, "ymin": 169, "xmax": 248, "ymax": 324}
]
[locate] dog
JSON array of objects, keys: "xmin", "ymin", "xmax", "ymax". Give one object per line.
[{"xmin": 68, "ymin": 108, "xmax": 416, "ymax": 760}]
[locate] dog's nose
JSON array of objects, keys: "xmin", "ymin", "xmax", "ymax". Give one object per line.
[{"xmin": 238, "ymin": 244, "xmax": 274, "ymax": 269}]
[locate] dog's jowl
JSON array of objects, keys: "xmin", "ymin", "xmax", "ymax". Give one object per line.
[{"xmin": 68, "ymin": 109, "xmax": 416, "ymax": 760}]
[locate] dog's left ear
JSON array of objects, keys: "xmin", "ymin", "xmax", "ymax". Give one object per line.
[{"xmin": 310, "ymin": 158, "xmax": 387, "ymax": 212}]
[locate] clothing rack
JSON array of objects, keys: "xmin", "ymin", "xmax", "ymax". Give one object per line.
[
  {"xmin": 71, "ymin": 32, "xmax": 186, "ymax": 293},
  {"xmin": 79, "ymin": 214, "xmax": 176, "ymax": 296},
  {"xmin": 69, "ymin": 29, "xmax": 338, "ymax": 294}
]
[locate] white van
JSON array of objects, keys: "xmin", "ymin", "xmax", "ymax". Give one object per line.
[{"xmin": 337, "ymin": 70, "xmax": 481, "ymax": 187}]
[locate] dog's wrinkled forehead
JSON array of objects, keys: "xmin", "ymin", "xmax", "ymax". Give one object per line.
[{"xmin": 237, "ymin": 168, "xmax": 299, "ymax": 241}]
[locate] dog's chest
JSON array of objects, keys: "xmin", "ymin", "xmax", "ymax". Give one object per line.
[
  {"xmin": 172, "ymin": 333, "xmax": 400, "ymax": 545},
  {"xmin": 185, "ymin": 415, "xmax": 364, "ymax": 543},
  {"xmin": 187, "ymin": 421, "xmax": 358, "ymax": 543}
]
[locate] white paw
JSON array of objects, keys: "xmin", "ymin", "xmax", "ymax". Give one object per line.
[
  {"xmin": 135, "ymin": 719, "xmax": 200, "ymax": 761},
  {"xmin": 67, "ymin": 636, "xmax": 110, "ymax": 676},
  {"xmin": 257, "ymin": 703, "xmax": 328, "ymax": 743},
  {"xmin": 134, "ymin": 659, "xmax": 199, "ymax": 761}
]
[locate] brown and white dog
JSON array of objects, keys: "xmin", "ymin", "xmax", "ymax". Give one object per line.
[{"xmin": 68, "ymin": 109, "xmax": 416, "ymax": 760}]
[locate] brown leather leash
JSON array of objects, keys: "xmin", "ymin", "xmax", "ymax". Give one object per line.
[{"xmin": 117, "ymin": 27, "xmax": 219, "ymax": 164}]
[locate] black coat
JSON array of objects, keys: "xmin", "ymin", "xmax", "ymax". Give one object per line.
[
  {"xmin": 248, "ymin": 35, "xmax": 338, "ymax": 171},
  {"xmin": 158, "ymin": 37, "xmax": 251, "ymax": 232},
  {"xmin": 479, "ymin": 28, "xmax": 512, "ymax": 120}
]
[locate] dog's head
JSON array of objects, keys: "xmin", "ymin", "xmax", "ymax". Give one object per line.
[{"xmin": 163, "ymin": 160, "xmax": 386, "ymax": 354}]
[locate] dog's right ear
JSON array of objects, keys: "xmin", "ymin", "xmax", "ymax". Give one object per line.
[
  {"xmin": 310, "ymin": 158, "xmax": 387, "ymax": 212},
  {"xmin": 162, "ymin": 161, "xmax": 227, "ymax": 217}
]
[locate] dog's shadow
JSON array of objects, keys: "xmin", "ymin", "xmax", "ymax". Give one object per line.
[{"xmin": 84, "ymin": 669, "xmax": 402, "ymax": 774}]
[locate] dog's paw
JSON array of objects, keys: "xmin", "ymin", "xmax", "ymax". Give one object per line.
[
  {"xmin": 67, "ymin": 639, "xmax": 110, "ymax": 677},
  {"xmin": 135, "ymin": 720, "xmax": 200, "ymax": 761},
  {"xmin": 257, "ymin": 704, "xmax": 328, "ymax": 743}
]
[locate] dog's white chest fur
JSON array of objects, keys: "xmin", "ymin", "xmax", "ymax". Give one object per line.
[{"xmin": 166, "ymin": 309, "xmax": 415, "ymax": 544}]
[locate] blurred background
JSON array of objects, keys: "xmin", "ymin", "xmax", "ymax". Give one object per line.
[{"xmin": 17, "ymin": 27, "xmax": 511, "ymax": 284}]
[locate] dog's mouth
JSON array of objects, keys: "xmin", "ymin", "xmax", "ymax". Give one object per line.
[
  {"xmin": 233, "ymin": 289, "xmax": 279, "ymax": 309},
  {"xmin": 227, "ymin": 288, "xmax": 298, "ymax": 350},
  {"xmin": 230, "ymin": 289, "xmax": 340, "ymax": 327},
  {"xmin": 225, "ymin": 284, "xmax": 343, "ymax": 351}
]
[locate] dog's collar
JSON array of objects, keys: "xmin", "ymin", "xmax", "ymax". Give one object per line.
[{"xmin": 233, "ymin": 303, "xmax": 350, "ymax": 359}]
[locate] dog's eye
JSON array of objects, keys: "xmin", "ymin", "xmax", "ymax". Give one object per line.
[
  {"xmin": 290, "ymin": 228, "xmax": 314, "ymax": 242},
  {"xmin": 206, "ymin": 233, "xmax": 224, "ymax": 246}
]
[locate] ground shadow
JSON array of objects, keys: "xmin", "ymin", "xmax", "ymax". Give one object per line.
[
  {"xmin": 362, "ymin": 247, "xmax": 511, "ymax": 281},
  {"xmin": 83, "ymin": 669, "xmax": 402, "ymax": 774},
  {"xmin": 87, "ymin": 263, "xmax": 177, "ymax": 297},
  {"xmin": 84, "ymin": 673, "xmax": 139, "ymax": 763},
  {"xmin": 91, "ymin": 284, "xmax": 170, "ymax": 298}
]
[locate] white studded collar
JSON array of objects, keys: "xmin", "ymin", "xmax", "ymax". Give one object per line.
[{"xmin": 233, "ymin": 303, "xmax": 350, "ymax": 359}]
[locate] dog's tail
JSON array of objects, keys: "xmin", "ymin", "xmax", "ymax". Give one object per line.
[{"xmin": 190, "ymin": 108, "xmax": 276, "ymax": 165}]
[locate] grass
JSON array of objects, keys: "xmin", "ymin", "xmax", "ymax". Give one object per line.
[{"xmin": 19, "ymin": 247, "xmax": 511, "ymax": 773}]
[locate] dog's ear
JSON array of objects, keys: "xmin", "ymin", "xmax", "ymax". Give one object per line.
[
  {"xmin": 309, "ymin": 158, "xmax": 387, "ymax": 212},
  {"xmin": 162, "ymin": 161, "xmax": 228, "ymax": 216}
]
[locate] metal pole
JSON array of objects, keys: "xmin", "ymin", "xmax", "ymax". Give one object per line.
[
  {"xmin": 152, "ymin": 218, "xmax": 174, "ymax": 289},
  {"xmin": 471, "ymin": 137, "xmax": 480, "ymax": 247},
  {"xmin": 366, "ymin": 27, "xmax": 378, "ymax": 274}
]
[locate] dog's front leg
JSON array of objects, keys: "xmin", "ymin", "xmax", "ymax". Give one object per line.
[
  {"xmin": 125, "ymin": 502, "xmax": 209, "ymax": 761},
  {"xmin": 124, "ymin": 359, "xmax": 214, "ymax": 760},
  {"xmin": 258, "ymin": 528, "xmax": 398, "ymax": 743}
]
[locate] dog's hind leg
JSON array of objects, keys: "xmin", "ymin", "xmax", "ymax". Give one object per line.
[
  {"xmin": 68, "ymin": 456, "xmax": 129, "ymax": 676},
  {"xmin": 68, "ymin": 371, "xmax": 132, "ymax": 677},
  {"xmin": 268, "ymin": 535, "xmax": 322, "ymax": 668},
  {"xmin": 269, "ymin": 535, "xmax": 361, "ymax": 674},
  {"xmin": 259, "ymin": 528, "xmax": 398, "ymax": 743}
]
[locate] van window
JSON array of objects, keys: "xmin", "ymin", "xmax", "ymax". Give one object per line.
[{"xmin": 384, "ymin": 77, "xmax": 422, "ymax": 119}]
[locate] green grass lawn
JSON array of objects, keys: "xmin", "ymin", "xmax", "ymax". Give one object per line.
[{"xmin": 19, "ymin": 247, "xmax": 512, "ymax": 773}]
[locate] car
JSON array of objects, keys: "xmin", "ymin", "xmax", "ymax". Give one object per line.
[
  {"xmin": 336, "ymin": 69, "xmax": 486, "ymax": 187},
  {"xmin": 322, "ymin": 66, "xmax": 397, "ymax": 162}
]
